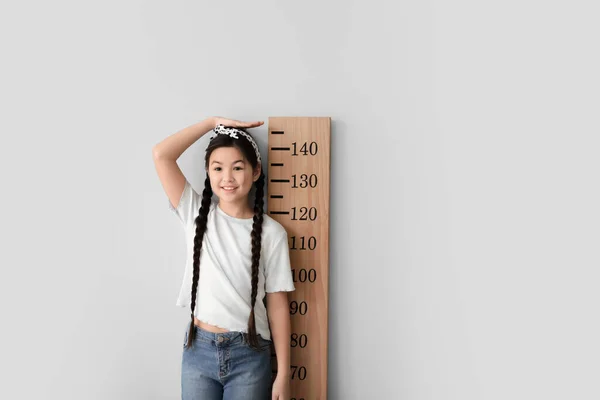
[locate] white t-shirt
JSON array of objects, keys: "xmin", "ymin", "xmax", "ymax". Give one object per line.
[{"xmin": 168, "ymin": 179, "xmax": 295, "ymax": 341}]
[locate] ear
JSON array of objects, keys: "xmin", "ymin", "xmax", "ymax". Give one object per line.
[{"xmin": 253, "ymin": 163, "xmax": 262, "ymax": 182}]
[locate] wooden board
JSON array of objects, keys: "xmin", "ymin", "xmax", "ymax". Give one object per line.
[{"xmin": 267, "ymin": 117, "xmax": 331, "ymax": 399}]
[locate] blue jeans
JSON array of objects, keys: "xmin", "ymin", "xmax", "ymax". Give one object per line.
[{"xmin": 181, "ymin": 323, "xmax": 273, "ymax": 400}]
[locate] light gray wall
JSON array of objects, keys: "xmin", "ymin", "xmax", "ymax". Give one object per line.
[{"xmin": 1, "ymin": 1, "xmax": 598, "ymax": 399}]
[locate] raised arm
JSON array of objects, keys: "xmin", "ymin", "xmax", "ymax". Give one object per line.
[{"xmin": 152, "ymin": 117, "xmax": 217, "ymax": 209}]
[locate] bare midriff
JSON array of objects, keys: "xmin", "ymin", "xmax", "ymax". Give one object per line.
[{"xmin": 193, "ymin": 316, "xmax": 230, "ymax": 333}]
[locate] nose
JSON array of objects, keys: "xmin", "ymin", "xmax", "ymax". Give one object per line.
[{"xmin": 222, "ymin": 170, "xmax": 234, "ymax": 182}]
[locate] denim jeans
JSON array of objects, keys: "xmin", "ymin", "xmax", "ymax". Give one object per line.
[{"xmin": 181, "ymin": 323, "xmax": 273, "ymax": 400}]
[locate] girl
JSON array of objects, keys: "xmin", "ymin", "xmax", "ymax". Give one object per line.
[{"xmin": 152, "ymin": 116, "xmax": 295, "ymax": 400}]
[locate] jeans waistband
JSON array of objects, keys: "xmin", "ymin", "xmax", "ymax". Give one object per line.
[{"xmin": 193, "ymin": 324, "xmax": 246, "ymax": 345}]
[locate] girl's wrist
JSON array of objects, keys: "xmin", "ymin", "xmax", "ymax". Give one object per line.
[{"xmin": 276, "ymin": 369, "xmax": 290, "ymax": 379}]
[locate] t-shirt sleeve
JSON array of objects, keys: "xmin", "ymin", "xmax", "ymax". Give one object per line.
[
  {"xmin": 264, "ymin": 231, "xmax": 296, "ymax": 293},
  {"xmin": 168, "ymin": 179, "xmax": 202, "ymax": 225}
]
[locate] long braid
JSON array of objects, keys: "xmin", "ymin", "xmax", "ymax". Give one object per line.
[
  {"xmin": 247, "ymin": 171, "xmax": 265, "ymax": 349},
  {"xmin": 185, "ymin": 174, "xmax": 213, "ymax": 349}
]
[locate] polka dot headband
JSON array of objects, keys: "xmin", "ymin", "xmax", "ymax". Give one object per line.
[{"xmin": 211, "ymin": 124, "xmax": 262, "ymax": 163}]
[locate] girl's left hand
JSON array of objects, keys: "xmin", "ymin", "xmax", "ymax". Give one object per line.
[{"xmin": 271, "ymin": 374, "xmax": 290, "ymax": 400}]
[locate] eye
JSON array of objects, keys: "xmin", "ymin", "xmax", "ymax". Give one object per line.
[
  {"xmin": 234, "ymin": 167, "xmax": 243, "ymax": 170},
  {"xmin": 214, "ymin": 167, "xmax": 222, "ymax": 171}
]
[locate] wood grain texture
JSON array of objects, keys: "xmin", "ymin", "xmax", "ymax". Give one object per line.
[{"xmin": 267, "ymin": 117, "xmax": 330, "ymax": 400}]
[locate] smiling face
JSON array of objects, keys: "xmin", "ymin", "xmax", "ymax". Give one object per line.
[{"xmin": 207, "ymin": 146, "xmax": 260, "ymax": 206}]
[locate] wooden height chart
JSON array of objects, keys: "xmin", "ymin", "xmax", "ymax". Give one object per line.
[{"xmin": 267, "ymin": 117, "xmax": 331, "ymax": 399}]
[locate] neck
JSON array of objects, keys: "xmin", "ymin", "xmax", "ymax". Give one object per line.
[{"xmin": 217, "ymin": 199, "xmax": 254, "ymax": 219}]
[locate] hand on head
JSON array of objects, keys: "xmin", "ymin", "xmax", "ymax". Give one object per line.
[{"xmin": 213, "ymin": 117, "xmax": 264, "ymax": 129}]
